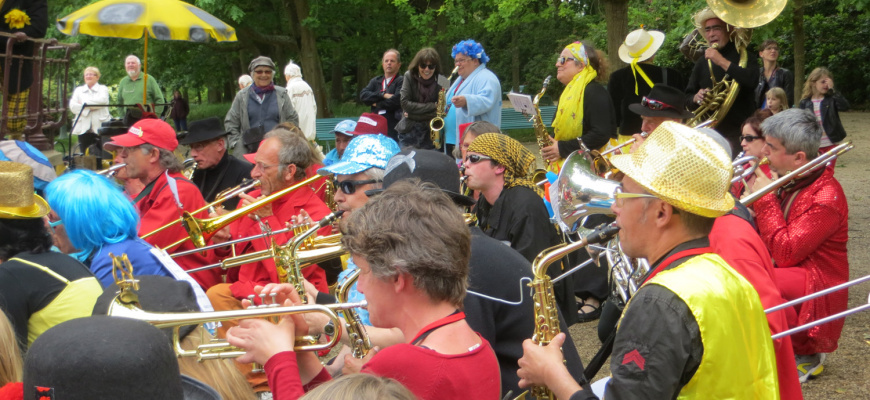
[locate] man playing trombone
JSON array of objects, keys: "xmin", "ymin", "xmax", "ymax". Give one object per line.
[
  {"xmin": 104, "ymin": 118, "xmax": 221, "ymax": 289},
  {"xmin": 180, "ymin": 117, "xmax": 254, "ymax": 210},
  {"xmin": 748, "ymin": 108, "xmax": 850, "ymax": 382}
]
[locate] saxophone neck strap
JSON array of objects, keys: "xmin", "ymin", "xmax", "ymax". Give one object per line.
[{"xmin": 411, "ymin": 310, "xmax": 465, "ymax": 346}]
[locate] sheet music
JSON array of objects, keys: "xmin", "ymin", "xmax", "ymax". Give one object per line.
[{"xmin": 507, "ymin": 92, "xmax": 535, "ymax": 115}]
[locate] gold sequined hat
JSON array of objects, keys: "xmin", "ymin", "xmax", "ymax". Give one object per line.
[
  {"xmin": 0, "ymin": 161, "xmax": 51, "ymax": 219},
  {"xmin": 610, "ymin": 121, "xmax": 734, "ymax": 218}
]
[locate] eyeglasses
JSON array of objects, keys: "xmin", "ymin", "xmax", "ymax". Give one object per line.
[
  {"xmin": 117, "ymin": 145, "xmax": 142, "ymax": 157},
  {"xmin": 641, "ymin": 96, "xmax": 677, "ymax": 111},
  {"xmin": 48, "ymin": 218, "xmax": 63, "ymax": 228},
  {"xmin": 465, "ymin": 154, "xmax": 493, "ymax": 164},
  {"xmin": 253, "ymin": 69, "xmax": 273, "ymax": 75},
  {"xmin": 557, "ymin": 56, "xmax": 577, "ymax": 65},
  {"xmin": 614, "ymin": 187, "xmax": 658, "ymax": 207},
  {"xmin": 740, "ymin": 135, "xmax": 763, "ymax": 142},
  {"xmin": 454, "ymin": 57, "xmax": 472, "ymax": 65},
  {"xmin": 335, "ymin": 179, "xmax": 381, "ymax": 195},
  {"xmin": 254, "ymin": 161, "xmax": 278, "ymax": 171},
  {"xmin": 420, "ymin": 63, "xmax": 436, "ymax": 70}
]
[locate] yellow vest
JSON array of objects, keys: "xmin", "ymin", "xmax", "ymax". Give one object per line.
[
  {"xmin": 11, "ymin": 257, "xmax": 102, "ymax": 347},
  {"xmin": 641, "ymin": 253, "xmax": 779, "ymax": 400}
]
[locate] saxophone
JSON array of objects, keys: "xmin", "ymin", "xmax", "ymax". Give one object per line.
[
  {"xmin": 430, "ymin": 67, "xmax": 459, "ymax": 149},
  {"xmin": 526, "ymin": 223, "xmax": 620, "ymax": 399},
  {"xmin": 274, "ymin": 211, "xmax": 345, "ymax": 302},
  {"xmin": 335, "ymin": 268, "xmax": 372, "ymax": 359},
  {"xmin": 531, "ymin": 76, "xmax": 554, "ymax": 172}
]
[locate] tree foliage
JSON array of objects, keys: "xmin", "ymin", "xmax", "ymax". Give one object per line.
[{"xmin": 46, "ymin": 0, "xmax": 870, "ymax": 119}]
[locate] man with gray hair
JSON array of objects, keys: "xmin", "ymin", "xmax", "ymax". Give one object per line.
[
  {"xmin": 103, "ymin": 118, "xmax": 220, "ymax": 289},
  {"xmin": 360, "ymin": 49, "xmax": 404, "ymax": 140},
  {"xmin": 238, "ymin": 74, "xmax": 253, "ymax": 90},
  {"xmin": 748, "ymin": 107, "xmax": 849, "ymax": 382},
  {"xmin": 118, "ymin": 55, "xmax": 166, "ymax": 115},
  {"xmin": 284, "ymin": 60, "xmax": 317, "ymax": 141}
]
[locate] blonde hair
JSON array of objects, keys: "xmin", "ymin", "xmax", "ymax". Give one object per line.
[
  {"xmin": 84, "ymin": 66, "xmax": 101, "ymax": 79},
  {"xmin": 300, "ymin": 374, "xmax": 417, "ymax": 400},
  {"xmin": 176, "ymin": 327, "xmax": 257, "ymax": 400},
  {"xmin": 766, "ymin": 87, "xmax": 789, "ymax": 112},
  {"xmin": 801, "ymin": 67, "xmax": 831, "ymax": 100},
  {"xmin": 0, "ymin": 312, "xmax": 22, "ymax": 386}
]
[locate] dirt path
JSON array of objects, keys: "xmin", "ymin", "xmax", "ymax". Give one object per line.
[{"xmin": 548, "ymin": 111, "xmax": 870, "ymax": 398}]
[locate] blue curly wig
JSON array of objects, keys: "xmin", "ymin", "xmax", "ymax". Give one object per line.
[
  {"xmin": 45, "ymin": 170, "xmax": 140, "ymax": 262},
  {"xmin": 451, "ymin": 39, "xmax": 490, "ymax": 64}
]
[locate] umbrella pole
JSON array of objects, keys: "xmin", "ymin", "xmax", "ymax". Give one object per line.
[{"xmin": 143, "ymin": 27, "xmax": 148, "ymax": 106}]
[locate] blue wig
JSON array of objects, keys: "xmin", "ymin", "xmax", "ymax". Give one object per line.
[
  {"xmin": 44, "ymin": 170, "xmax": 140, "ymax": 262},
  {"xmin": 451, "ymin": 39, "xmax": 490, "ymax": 64}
]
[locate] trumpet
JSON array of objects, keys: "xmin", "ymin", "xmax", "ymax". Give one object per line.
[
  {"xmin": 153, "ymin": 175, "xmax": 319, "ymax": 249},
  {"xmin": 142, "ymin": 177, "xmax": 265, "ymax": 244},
  {"xmin": 97, "ymin": 163, "xmax": 127, "ymax": 177},
  {"xmin": 741, "ymin": 141, "xmax": 852, "ymax": 206}
]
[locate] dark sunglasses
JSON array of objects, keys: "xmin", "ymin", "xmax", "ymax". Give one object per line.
[
  {"xmin": 740, "ymin": 135, "xmax": 763, "ymax": 142},
  {"xmin": 557, "ymin": 56, "xmax": 577, "ymax": 65},
  {"xmin": 641, "ymin": 96, "xmax": 676, "ymax": 111},
  {"xmin": 420, "ymin": 63, "xmax": 436, "ymax": 70},
  {"xmin": 465, "ymin": 154, "xmax": 493, "ymax": 164},
  {"xmin": 335, "ymin": 179, "xmax": 381, "ymax": 194}
]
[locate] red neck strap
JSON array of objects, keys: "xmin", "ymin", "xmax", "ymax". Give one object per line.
[
  {"xmin": 642, "ymin": 247, "xmax": 713, "ymax": 284},
  {"xmin": 411, "ymin": 311, "xmax": 466, "ymax": 345}
]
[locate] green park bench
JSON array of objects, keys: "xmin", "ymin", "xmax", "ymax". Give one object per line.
[{"xmin": 314, "ymin": 105, "xmax": 557, "ymax": 149}]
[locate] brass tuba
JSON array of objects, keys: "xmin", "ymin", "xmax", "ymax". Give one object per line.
[
  {"xmin": 687, "ymin": 0, "xmax": 786, "ymax": 127},
  {"xmin": 430, "ymin": 67, "xmax": 459, "ymax": 149}
]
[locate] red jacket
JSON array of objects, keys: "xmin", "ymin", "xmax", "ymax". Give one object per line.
[
  {"xmin": 225, "ymin": 184, "xmax": 332, "ymax": 300},
  {"xmin": 136, "ymin": 171, "xmax": 221, "ymax": 289},
  {"xmin": 753, "ymin": 167, "xmax": 849, "ymax": 354},
  {"xmin": 710, "ymin": 213, "xmax": 802, "ymax": 399}
]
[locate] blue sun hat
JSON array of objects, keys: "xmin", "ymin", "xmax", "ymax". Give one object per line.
[{"xmin": 317, "ymin": 134, "xmax": 399, "ymax": 176}]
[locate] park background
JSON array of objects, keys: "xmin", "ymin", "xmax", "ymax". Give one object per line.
[{"xmin": 48, "ymin": 0, "xmax": 870, "ymax": 127}]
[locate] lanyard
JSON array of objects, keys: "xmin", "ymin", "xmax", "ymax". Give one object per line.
[
  {"xmin": 452, "ymin": 77, "xmax": 465, "ymax": 97},
  {"xmin": 411, "ymin": 310, "xmax": 465, "ymax": 345},
  {"xmin": 641, "ymin": 247, "xmax": 713, "ymax": 284},
  {"xmin": 382, "ymin": 76, "xmax": 394, "ymax": 92}
]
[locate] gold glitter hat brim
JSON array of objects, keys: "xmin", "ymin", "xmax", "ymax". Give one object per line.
[
  {"xmin": 610, "ymin": 121, "xmax": 735, "ymax": 218},
  {"xmin": 0, "ymin": 194, "xmax": 50, "ymax": 219}
]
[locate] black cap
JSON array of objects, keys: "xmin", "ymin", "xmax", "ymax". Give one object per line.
[
  {"xmin": 366, "ymin": 148, "xmax": 475, "ymax": 207},
  {"xmin": 628, "ymin": 84, "xmax": 694, "ymax": 119}
]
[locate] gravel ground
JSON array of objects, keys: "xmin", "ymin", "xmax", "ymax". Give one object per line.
[{"xmin": 525, "ymin": 111, "xmax": 870, "ymax": 398}]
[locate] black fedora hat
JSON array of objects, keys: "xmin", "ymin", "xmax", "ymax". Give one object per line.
[
  {"xmin": 628, "ymin": 84, "xmax": 694, "ymax": 119},
  {"xmin": 179, "ymin": 117, "xmax": 227, "ymax": 145},
  {"xmin": 24, "ymin": 316, "xmax": 186, "ymax": 400},
  {"xmin": 366, "ymin": 148, "xmax": 475, "ymax": 207}
]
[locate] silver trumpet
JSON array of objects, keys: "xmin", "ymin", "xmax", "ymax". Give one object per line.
[{"xmin": 97, "ymin": 163, "xmax": 127, "ymax": 178}]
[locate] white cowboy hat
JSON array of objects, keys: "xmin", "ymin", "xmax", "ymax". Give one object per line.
[{"xmin": 618, "ymin": 28, "xmax": 666, "ymax": 64}]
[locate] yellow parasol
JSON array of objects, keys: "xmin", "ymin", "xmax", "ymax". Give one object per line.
[{"xmin": 56, "ymin": 0, "xmax": 238, "ymax": 105}]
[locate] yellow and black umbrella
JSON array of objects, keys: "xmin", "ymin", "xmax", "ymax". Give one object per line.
[{"xmin": 56, "ymin": 0, "xmax": 238, "ymax": 104}]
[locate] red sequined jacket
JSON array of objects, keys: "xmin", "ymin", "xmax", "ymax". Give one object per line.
[{"xmin": 753, "ymin": 167, "xmax": 848, "ymax": 354}]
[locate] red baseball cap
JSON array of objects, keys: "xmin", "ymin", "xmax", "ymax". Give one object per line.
[
  {"xmin": 104, "ymin": 119, "xmax": 178, "ymax": 152},
  {"xmin": 459, "ymin": 122, "xmax": 474, "ymax": 142},
  {"xmin": 348, "ymin": 113, "xmax": 388, "ymax": 136},
  {"xmin": 243, "ymin": 153, "xmax": 256, "ymax": 163}
]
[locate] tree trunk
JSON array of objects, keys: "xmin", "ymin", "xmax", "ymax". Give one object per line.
[
  {"xmin": 511, "ymin": 28, "xmax": 520, "ymax": 92},
  {"xmin": 207, "ymin": 86, "xmax": 220, "ymax": 103},
  {"xmin": 331, "ymin": 46, "xmax": 344, "ymax": 101},
  {"xmin": 292, "ymin": 0, "xmax": 331, "ymax": 117},
  {"xmin": 792, "ymin": 0, "xmax": 805, "ymax": 106},
  {"xmin": 604, "ymin": 0, "xmax": 630, "ymax": 74},
  {"xmin": 357, "ymin": 59, "xmax": 369, "ymax": 101}
]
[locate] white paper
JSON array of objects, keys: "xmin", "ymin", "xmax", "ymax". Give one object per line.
[{"xmin": 507, "ymin": 92, "xmax": 535, "ymax": 115}]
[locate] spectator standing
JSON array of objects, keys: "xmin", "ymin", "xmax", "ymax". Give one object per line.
[
  {"xmin": 169, "ymin": 90, "xmax": 189, "ymax": 132},
  {"xmin": 360, "ymin": 49, "xmax": 404, "ymax": 141},
  {"xmin": 68, "ymin": 66, "xmax": 111, "ymax": 136},
  {"xmin": 755, "ymin": 39, "xmax": 794, "ymax": 109},
  {"xmin": 284, "ymin": 60, "xmax": 318, "ymax": 142},
  {"xmin": 117, "ymin": 55, "xmax": 166, "ymax": 115},
  {"xmin": 398, "ymin": 47, "xmax": 448, "ymax": 149}
]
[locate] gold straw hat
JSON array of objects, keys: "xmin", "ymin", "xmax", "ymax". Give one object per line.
[
  {"xmin": 0, "ymin": 161, "xmax": 50, "ymax": 219},
  {"xmin": 610, "ymin": 121, "xmax": 734, "ymax": 218}
]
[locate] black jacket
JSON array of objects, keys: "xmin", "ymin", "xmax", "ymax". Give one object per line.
[
  {"xmin": 799, "ymin": 92, "xmax": 850, "ymax": 143},
  {"xmin": 685, "ymin": 41, "xmax": 758, "ymax": 150},
  {"xmin": 1, "ymin": 0, "xmax": 47, "ymax": 93},
  {"xmin": 465, "ymin": 227, "xmax": 589, "ymax": 397},
  {"xmin": 608, "ymin": 64, "xmax": 686, "ymax": 135},
  {"xmin": 556, "ymin": 81, "xmax": 617, "ymax": 158},
  {"xmin": 359, "ymin": 74, "xmax": 404, "ymax": 139},
  {"xmin": 754, "ymin": 66, "xmax": 794, "ymax": 108},
  {"xmin": 189, "ymin": 151, "xmax": 254, "ymax": 210}
]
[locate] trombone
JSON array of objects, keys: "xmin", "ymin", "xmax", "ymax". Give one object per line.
[
  {"xmin": 741, "ymin": 141, "xmax": 853, "ymax": 206},
  {"xmin": 97, "ymin": 163, "xmax": 127, "ymax": 177},
  {"xmin": 141, "ymin": 178, "xmax": 262, "ymax": 244}
]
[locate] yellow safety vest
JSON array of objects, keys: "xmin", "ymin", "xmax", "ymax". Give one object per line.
[
  {"xmin": 11, "ymin": 257, "xmax": 102, "ymax": 347},
  {"xmin": 644, "ymin": 253, "xmax": 779, "ymax": 400}
]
